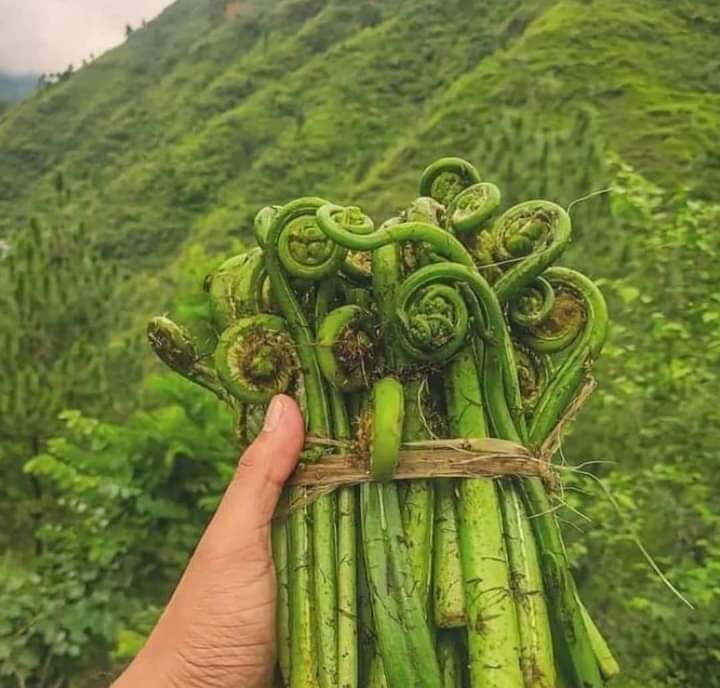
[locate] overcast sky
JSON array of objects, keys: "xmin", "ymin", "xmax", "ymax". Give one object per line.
[{"xmin": 0, "ymin": 0, "xmax": 175, "ymax": 75}]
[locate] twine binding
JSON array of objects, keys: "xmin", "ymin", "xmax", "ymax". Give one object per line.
[{"xmin": 280, "ymin": 376, "xmax": 597, "ymax": 516}]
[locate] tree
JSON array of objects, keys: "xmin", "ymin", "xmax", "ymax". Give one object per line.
[
  {"xmin": 58, "ymin": 65, "xmax": 74, "ymax": 83},
  {"xmin": 0, "ymin": 376, "xmax": 236, "ymax": 686},
  {"xmin": 0, "ymin": 238, "xmax": 232, "ymax": 685},
  {"xmin": 0, "ymin": 180, "xmax": 141, "ymax": 549}
]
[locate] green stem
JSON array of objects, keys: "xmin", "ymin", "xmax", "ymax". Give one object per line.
[
  {"xmin": 337, "ymin": 483, "xmax": 358, "ymax": 688},
  {"xmin": 360, "ymin": 380, "xmax": 441, "ymax": 686},
  {"xmin": 400, "ymin": 378, "xmax": 435, "ymax": 610},
  {"xmin": 272, "ymin": 494, "xmax": 291, "ymax": 687},
  {"xmin": 483, "ymin": 346, "xmax": 556, "ymax": 688},
  {"xmin": 357, "ymin": 522, "xmax": 375, "ymax": 688},
  {"xmin": 316, "ymin": 203, "xmax": 475, "ymax": 268},
  {"xmin": 367, "ymin": 654, "xmax": 390, "ymax": 688},
  {"xmin": 264, "ymin": 199, "xmax": 338, "ymax": 687},
  {"xmin": 445, "ymin": 344, "xmax": 523, "ymax": 687},
  {"xmin": 499, "ymin": 481, "xmax": 556, "ymax": 688},
  {"xmin": 362, "ymin": 242, "xmax": 441, "ymax": 686},
  {"xmin": 360, "ymin": 482, "xmax": 421, "ymax": 686},
  {"xmin": 518, "ymin": 268, "xmax": 610, "ymax": 687},
  {"xmin": 330, "ymin": 385, "xmax": 358, "ymax": 688},
  {"xmin": 432, "ymin": 477, "xmax": 465, "ymax": 629},
  {"xmin": 580, "ymin": 602, "xmax": 620, "ymax": 680},
  {"xmin": 288, "ymin": 496, "xmax": 317, "ymax": 687},
  {"xmin": 312, "ymin": 493, "xmax": 338, "ymax": 687},
  {"xmin": 436, "ymin": 630, "xmax": 463, "ymax": 688}
]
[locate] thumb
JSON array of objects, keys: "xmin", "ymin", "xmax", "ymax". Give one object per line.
[
  {"xmin": 112, "ymin": 396, "xmax": 305, "ymax": 687},
  {"xmin": 202, "ymin": 395, "xmax": 305, "ymax": 552}
]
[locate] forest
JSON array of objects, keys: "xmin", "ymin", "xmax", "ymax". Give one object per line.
[{"xmin": 0, "ymin": 0, "xmax": 719, "ymax": 686}]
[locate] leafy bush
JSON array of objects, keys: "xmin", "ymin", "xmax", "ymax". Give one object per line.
[
  {"xmin": 564, "ymin": 164, "xmax": 720, "ymax": 686},
  {"xmin": 0, "ymin": 376, "xmax": 235, "ymax": 687}
]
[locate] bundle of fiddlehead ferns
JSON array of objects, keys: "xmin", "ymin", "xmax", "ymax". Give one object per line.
[{"xmin": 149, "ymin": 158, "xmax": 619, "ymax": 688}]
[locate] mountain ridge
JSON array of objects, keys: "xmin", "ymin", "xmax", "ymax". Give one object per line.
[{"xmin": 0, "ymin": 0, "xmax": 718, "ymax": 268}]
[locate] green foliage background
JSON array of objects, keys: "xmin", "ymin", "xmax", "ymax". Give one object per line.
[{"xmin": 0, "ymin": 0, "xmax": 718, "ymax": 685}]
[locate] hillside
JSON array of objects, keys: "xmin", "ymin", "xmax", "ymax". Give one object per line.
[{"xmin": 0, "ymin": 0, "xmax": 718, "ymax": 269}]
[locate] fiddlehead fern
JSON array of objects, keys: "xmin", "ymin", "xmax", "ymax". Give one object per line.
[
  {"xmin": 317, "ymin": 305, "xmax": 376, "ymax": 392},
  {"xmin": 517, "ymin": 287, "xmax": 585, "ymax": 355},
  {"xmin": 419, "ymin": 157, "xmax": 482, "ymax": 207},
  {"xmin": 261, "ymin": 197, "xmax": 334, "ymax": 434},
  {"xmin": 517, "ymin": 267, "xmax": 609, "ymax": 443},
  {"xmin": 490, "ymin": 201, "xmax": 572, "ymax": 304},
  {"xmin": 513, "ymin": 340, "xmax": 551, "ymax": 417},
  {"xmin": 266, "ymin": 197, "xmax": 349, "ymax": 282},
  {"xmin": 254, "ymin": 204, "xmax": 281, "ymax": 249},
  {"xmin": 396, "ymin": 263, "xmax": 520, "ymax": 411},
  {"xmin": 316, "ymin": 203, "xmax": 475, "ymax": 268},
  {"xmin": 508, "ymin": 277, "xmax": 556, "ymax": 329},
  {"xmin": 447, "ymin": 182, "xmax": 502, "ymax": 235},
  {"xmin": 206, "ymin": 248, "xmax": 268, "ymax": 331},
  {"xmin": 214, "ymin": 315, "xmax": 298, "ymax": 403},
  {"xmin": 396, "ymin": 262, "xmax": 558, "ymax": 687},
  {"xmin": 507, "ymin": 268, "xmax": 609, "ymax": 687},
  {"xmin": 509, "ymin": 278, "xmax": 555, "ymax": 416},
  {"xmin": 396, "ymin": 282, "xmax": 470, "ymax": 363},
  {"xmin": 262, "ymin": 198, "xmax": 339, "ymax": 688},
  {"xmin": 147, "ymin": 316, "xmax": 229, "ymax": 401}
]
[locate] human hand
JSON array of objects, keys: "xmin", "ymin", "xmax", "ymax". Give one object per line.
[{"xmin": 114, "ymin": 394, "xmax": 304, "ymax": 688}]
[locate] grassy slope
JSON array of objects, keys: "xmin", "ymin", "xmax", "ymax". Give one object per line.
[
  {"xmin": 2, "ymin": 0, "xmax": 552, "ymax": 261},
  {"xmin": 2, "ymin": 0, "xmax": 718, "ymax": 269},
  {"xmin": 357, "ymin": 0, "xmax": 720, "ymax": 206}
]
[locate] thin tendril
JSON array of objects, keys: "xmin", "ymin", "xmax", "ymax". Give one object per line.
[
  {"xmin": 566, "ymin": 188, "xmax": 614, "ymax": 217},
  {"xmin": 555, "ymin": 460, "xmax": 695, "ymax": 610}
]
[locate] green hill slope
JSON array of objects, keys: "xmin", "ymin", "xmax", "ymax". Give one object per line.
[
  {"xmin": 360, "ymin": 0, "xmax": 720, "ymax": 205},
  {"xmin": 1, "ymin": 0, "xmax": 718, "ymax": 267}
]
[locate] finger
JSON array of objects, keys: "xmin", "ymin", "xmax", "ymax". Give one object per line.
[{"xmin": 207, "ymin": 395, "xmax": 304, "ymax": 541}]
